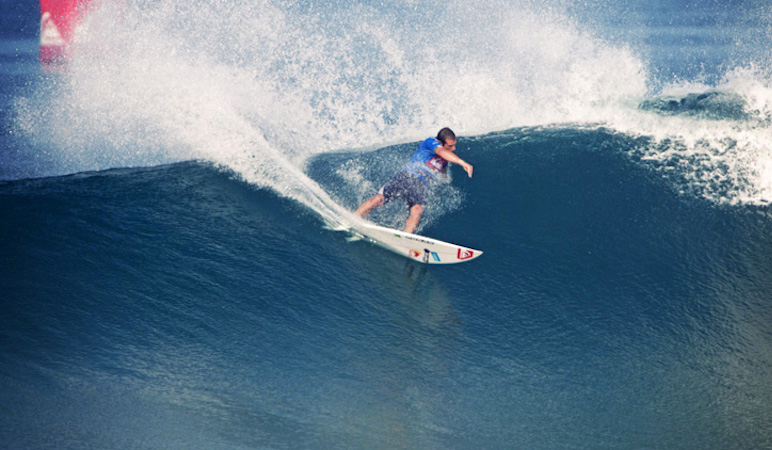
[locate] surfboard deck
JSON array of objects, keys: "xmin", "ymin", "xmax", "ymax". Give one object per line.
[{"xmin": 348, "ymin": 221, "xmax": 482, "ymax": 264}]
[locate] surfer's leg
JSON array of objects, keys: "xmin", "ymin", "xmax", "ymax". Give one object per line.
[
  {"xmin": 405, "ymin": 204, "xmax": 423, "ymax": 234},
  {"xmin": 357, "ymin": 175, "xmax": 402, "ymax": 218},
  {"xmin": 355, "ymin": 194, "xmax": 385, "ymax": 218}
]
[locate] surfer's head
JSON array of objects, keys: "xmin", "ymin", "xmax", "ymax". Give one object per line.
[
  {"xmin": 437, "ymin": 127, "xmax": 456, "ymax": 145},
  {"xmin": 437, "ymin": 127, "xmax": 457, "ymax": 152}
]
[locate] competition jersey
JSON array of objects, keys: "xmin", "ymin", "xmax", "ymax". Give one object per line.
[{"xmin": 403, "ymin": 138, "xmax": 448, "ymax": 183}]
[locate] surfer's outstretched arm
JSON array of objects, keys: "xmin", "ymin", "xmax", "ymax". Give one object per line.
[{"xmin": 435, "ymin": 147, "xmax": 473, "ymax": 177}]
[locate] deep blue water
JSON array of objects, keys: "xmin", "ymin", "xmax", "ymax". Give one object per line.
[{"xmin": 2, "ymin": 1, "xmax": 772, "ymax": 448}]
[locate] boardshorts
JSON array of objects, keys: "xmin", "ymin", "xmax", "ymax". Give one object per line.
[{"xmin": 378, "ymin": 171, "xmax": 427, "ymax": 209}]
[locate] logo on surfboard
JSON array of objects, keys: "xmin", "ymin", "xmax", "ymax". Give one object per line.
[
  {"xmin": 409, "ymin": 249, "xmax": 442, "ymax": 262},
  {"xmin": 457, "ymin": 249, "xmax": 474, "ymax": 260}
]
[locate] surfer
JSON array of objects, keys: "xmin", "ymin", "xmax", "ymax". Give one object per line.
[{"xmin": 354, "ymin": 127, "xmax": 473, "ymax": 234}]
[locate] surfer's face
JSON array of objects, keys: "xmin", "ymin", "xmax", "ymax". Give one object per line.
[{"xmin": 442, "ymin": 139, "xmax": 457, "ymax": 152}]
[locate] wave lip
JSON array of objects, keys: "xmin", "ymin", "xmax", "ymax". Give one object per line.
[{"xmin": 638, "ymin": 91, "xmax": 749, "ymax": 121}]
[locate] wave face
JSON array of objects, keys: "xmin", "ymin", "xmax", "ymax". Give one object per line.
[
  {"xmin": 3, "ymin": 131, "xmax": 772, "ymax": 449},
  {"xmin": 2, "ymin": 0, "xmax": 772, "ymax": 448}
]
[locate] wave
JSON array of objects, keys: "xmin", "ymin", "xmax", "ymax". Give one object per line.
[
  {"xmin": 7, "ymin": 0, "xmax": 772, "ymax": 214},
  {"xmin": 8, "ymin": 0, "xmax": 646, "ymax": 217},
  {"xmin": 6, "ymin": 131, "xmax": 772, "ymax": 449}
]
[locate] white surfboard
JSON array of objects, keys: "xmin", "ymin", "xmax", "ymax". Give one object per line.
[{"xmin": 349, "ymin": 221, "xmax": 483, "ymax": 264}]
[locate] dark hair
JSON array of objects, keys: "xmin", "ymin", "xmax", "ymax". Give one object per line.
[{"xmin": 437, "ymin": 127, "xmax": 456, "ymax": 145}]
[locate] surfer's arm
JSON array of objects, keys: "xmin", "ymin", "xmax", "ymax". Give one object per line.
[{"xmin": 435, "ymin": 147, "xmax": 473, "ymax": 178}]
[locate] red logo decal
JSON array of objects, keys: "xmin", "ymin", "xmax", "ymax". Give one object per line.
[
  {"xmin": 457, "ymin": 249, "xmax": 474, "ymax": 260},
  {"xmin": 426, "ymin": 155, "xmax": 447, "ymax": 171},
  {"xmin": 409, "ymin": 249, "xmax": 421, "ymax": 258}
]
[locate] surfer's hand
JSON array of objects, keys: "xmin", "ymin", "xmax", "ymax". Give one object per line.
[{"xmin": 463, "ymin": 162, "xmax": 473, "ymax": 178}]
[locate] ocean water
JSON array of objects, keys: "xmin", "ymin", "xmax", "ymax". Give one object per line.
[{"xmin": 2, "ymin": 0, "xmax": 772, "ymax": 448}]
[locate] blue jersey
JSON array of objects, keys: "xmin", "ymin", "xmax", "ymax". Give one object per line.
[{"xmin": 403, "ymin": 138, "xmax": 448, "ymax": 183}]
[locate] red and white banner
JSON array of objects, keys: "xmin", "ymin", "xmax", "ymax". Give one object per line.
[{"xmin": 40, "ymin": 0, "xmax": 86, "ymax": 64}]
